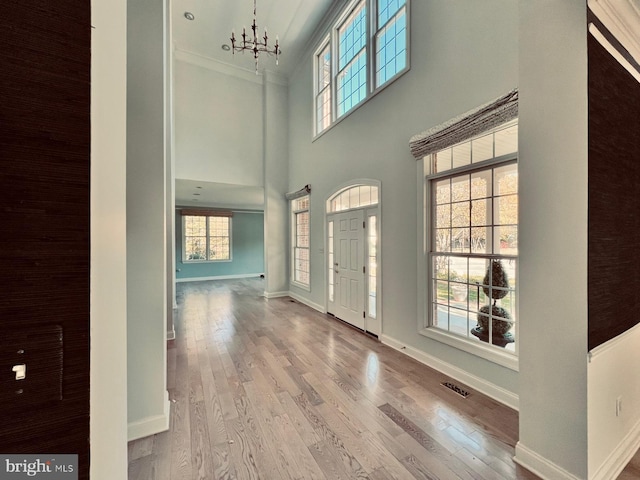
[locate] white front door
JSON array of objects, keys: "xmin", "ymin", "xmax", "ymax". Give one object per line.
[{"xmin": 331, "ymin": 210, "xmax": 365, "ymax": 329}]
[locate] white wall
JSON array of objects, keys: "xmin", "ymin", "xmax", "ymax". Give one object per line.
[
  {"xmin": 288, "ymin": 0, "xmax": 519, "ymax": 394},
  {"xmin": 588, "ymin": 325, "xmax": 640, "ymax": 479},
  {"xmin": 166, "ymin": 6, "xmax": 176, "ymax": 338},
  {"xmin": 174, "ymin": 56, "xmax": 264, "ymax": 187},
  {"xmin": 90, "ymin": 0, "xmax": 129, "ymax": 477},
  {"xmin": 515, "ymin": 1, "xmax": 589, "ymax": 479},
  {"xmin": 127, "ymin": 0, "xmax": 170, "ymax": 439},
  {"xmin": 264, "ymin": 73, "xmax": 290, "ymax": 296}
]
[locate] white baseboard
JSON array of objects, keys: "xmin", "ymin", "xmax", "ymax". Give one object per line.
[
  {"xmin": 514, "ymin": 442, "xmax": 582, "ymax": 480},
  {"xmin": 127, "ymin": 391, "xmax": 171, "ymax": 442},
  {"xmin": 380, "ymin": 334, "xmax": 519, "ymax": 411},
  {"xmin": 176, "ymin": 273, "xmax": 263, "ymax": 283},
  {"xmin": 263, "ymin": 290, "xmax": 289, "ymax": 299},
  {"xmin": 590, "ymin": 416, "xmax": 640, "ymax": 480},
  {"xmin": 288, "ymin": 291, "xmax": 326, "ymax": 313}
]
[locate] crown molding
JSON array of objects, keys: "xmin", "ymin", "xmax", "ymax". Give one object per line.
[
  {"xmin": 173, "ymin": 48, "xmax": 288, "ymax": 86},
  {"xmin": 588, "ymin": 0, "xmax": 640, "ymax": 64}
]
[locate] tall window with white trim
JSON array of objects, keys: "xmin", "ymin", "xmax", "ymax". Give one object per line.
[
  {"xmin": 337, "ymin": 1, "xmax": 367, "ymax": 117},
  {"xmin": 428, "ymin": 121, "xmax": 518, "ymax": 354},
  {"xmin": 313, "ymin": 0, "xmax": 410, "ymax": 135},
  {"xmin": 316, "ymin": 41, "xmax": 332, "ymax": 134},
  {"xmin": 292, "ymin": 195, "xmax": 310, "ymax": 287},
  {"xmin": 183, "ymin": 214, "xmax": 231, "ymax": 262},
  {"xmin": 375, "ymin": 0, "xmax": 407, "ymax": 87}
]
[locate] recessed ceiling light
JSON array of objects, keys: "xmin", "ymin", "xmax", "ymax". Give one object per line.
[
  {"xmin": 184, "ymin": 12, "xmax": 195, "ymax": 21},
  {"xmin": 221, "ymin": 44, "xmax": 231, "ymax": 51}
]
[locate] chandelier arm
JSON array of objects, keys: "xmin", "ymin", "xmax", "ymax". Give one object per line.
[{"xmin": 228, "ymin": 0, "xmax": 280, "ymax": 73}]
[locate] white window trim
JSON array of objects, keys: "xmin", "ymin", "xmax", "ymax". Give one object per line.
[
  {"xmin": 291, "ymin": 196, "xmax": 311, "ymax": 291},
  {"xmin": 312, "ymin": 0, "xmax": 411, "ymax": 139},
  {"xmin": 314, "ymin": 36, "xmax": 332, "ymax": 135},
  {"xmin": 182, "ymin": 215, "xmax": 232, "ymax": 263},
  {"xmin": 417, "ymin": 150, "xmax": 519, "ymax": 372}
]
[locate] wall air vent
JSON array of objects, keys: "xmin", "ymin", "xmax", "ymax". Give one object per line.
[{"xmin": 441, "ymin": 382, "xmax": 470, "ymax": 398}]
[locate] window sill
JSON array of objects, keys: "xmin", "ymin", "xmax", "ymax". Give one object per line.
[
  {"xmin": 418, "ymin": 327, "xmax": 519, "ymax": 372},
  {"xmin": 183, "ymin": 259, "xmax": 232, "ymax": 264},
  {"xmin": 312, "ymin": 65, "xmax": 411, "ymax": 142}
]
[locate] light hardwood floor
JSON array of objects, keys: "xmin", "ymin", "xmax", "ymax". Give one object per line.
[{"xmin": 128, "ymin": 278, "xmax": 637, "ymax": 479}]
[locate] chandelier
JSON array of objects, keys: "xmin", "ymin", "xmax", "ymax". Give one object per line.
[{"xmin": 230, "ymin": 0, "xmax": 281, "ymax": 73}]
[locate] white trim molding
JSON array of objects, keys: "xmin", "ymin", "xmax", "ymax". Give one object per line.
[
  {"xmin": 514, "ymin": 442, "xmax": 582, "ymax": 480},
  {"xmin": 588, "ymin": 0, "xmax": 640, "ymax": 65},
  {"xmin": 174, "ymin": 48, "xmax": 288, "ymax": 86},
  {"xmin": 589, "ymin": 23, "xmax": 640, "ymax": 83},
  {"xmin": 167, "ymin": 327, "xmax": 176, "ymax": 341},
  {"xmin": 380, "ymin": 334, "xmax": 519, "ymax": 411},
  {"xmin": 588, "ymin": 321, "xmax": 640, "ymax": 362},
  {"xmin": 263, "ymin": 290, "xmax": 289, "ymax": 299},
  {"xmin": 288, "ymin": 291, "xmax": 326, "ymax": 313},
  {"xmin": 176, "ymin": 273, "xmax": 264, "ymax": 283},
  {"xmin": 589, "ymin": 416, "xmax": 640, "ymax": 480},
  {"xmin": 127, "ymin": 392, "xmax": 171, "ymax": 442}
]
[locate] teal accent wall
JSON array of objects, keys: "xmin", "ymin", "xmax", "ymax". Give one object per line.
[{"xmin": 176, "ymin": 210, "xmax": 264, "ymax": 280}]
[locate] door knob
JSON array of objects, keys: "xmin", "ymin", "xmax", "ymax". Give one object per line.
[{"xmin": 12, "ymin": 364, "xmax": 26, "ymax": 380}]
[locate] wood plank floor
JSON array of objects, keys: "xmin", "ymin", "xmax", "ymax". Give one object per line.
[{"xmin": 128, "ymin": 278, "xmax": 638, "ymax": 479}]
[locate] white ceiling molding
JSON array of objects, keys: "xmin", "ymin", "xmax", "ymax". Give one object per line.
[
  {"xmin": 589, "ymin": 23, "xmax": 640, "ymax": 83},
  {"xmin": 174, "ymin": 48, "xmax": 289, "ymax": 86},
  {"xmin": 588, "ymin": 0, "xmax": 640, "ymax": 64},
  {"xmin": 174, "ymin": 48, "xmax": 265, "ymax": 85}
]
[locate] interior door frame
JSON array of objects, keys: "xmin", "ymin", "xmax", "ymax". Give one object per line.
[{"xmin": 325, "ymin": 179, "xmax": 382, "ymax": 336}]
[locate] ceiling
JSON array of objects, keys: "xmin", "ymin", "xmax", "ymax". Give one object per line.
[
  {"xmin": 172, "ymin": 0, "xmax": 336, "ymax": 77},
  {"xmin": 172, "ymin": 0, "xmax": 336, "ymax": 209},
  {"xmin": 175, "ymin": 179, "xmax": 265, "ymax": 210}
]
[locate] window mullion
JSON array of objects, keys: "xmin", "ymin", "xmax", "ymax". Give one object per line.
[
  {"xmin": 205, "ymin": 217, "xmax": 211, "ymax": 261},
  {"xmin": 367, "ymin": 0, "xmax": 374, "ymax": 95},
  {"xmin": 337, "ymin": 45, "xmax": 366, "ymax": 78}
]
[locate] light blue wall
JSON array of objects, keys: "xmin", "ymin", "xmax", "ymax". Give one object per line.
[{"xmin": 175, "ymin": 210, "xmax": 264, "ymax": 279}]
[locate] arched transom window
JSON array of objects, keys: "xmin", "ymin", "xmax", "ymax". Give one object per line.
[{"xmin": 327, "ymin": 184, "xmax": 379, "ymax": 213}]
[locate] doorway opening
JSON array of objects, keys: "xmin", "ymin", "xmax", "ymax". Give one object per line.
[{"xmin": 326, "ymin": 181, "xmax": 381, "ymax": 335}]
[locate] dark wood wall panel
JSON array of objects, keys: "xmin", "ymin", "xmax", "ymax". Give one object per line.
[
  {"xmin": 588, "ymin": 33, "xmax": 640, "ymax": 350},
  {"xmin": 0, "ymin": 1, "xmax": 90, "ymax": 477}
]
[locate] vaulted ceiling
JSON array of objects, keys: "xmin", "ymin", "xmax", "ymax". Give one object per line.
[
  {"xmin": 172, "ymin": 0, "xmax": 336, "ymax": 209},
  {"xmin": 171, "ymin": 0, "xmax": 336, "ymax": 77}
]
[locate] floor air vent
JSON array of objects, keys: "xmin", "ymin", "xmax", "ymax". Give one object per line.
[{"xmin": 441, "ymin": 382, "xmax": 470, "ymax": 398}]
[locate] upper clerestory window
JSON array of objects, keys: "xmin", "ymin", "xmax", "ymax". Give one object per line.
[{"xmin": 314, "ymin": 0, "xmax": 410, "ymax": 136}]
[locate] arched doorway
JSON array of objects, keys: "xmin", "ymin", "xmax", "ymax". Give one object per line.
[{"xmin": 326, "ymin": 181, "xmax": 381, "ymax": 335}]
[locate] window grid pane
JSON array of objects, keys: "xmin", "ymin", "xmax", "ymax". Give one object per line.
[
  {"xmin": 292, "ymin": 196, "xmax": 310, "ymax": 286},
  {"xmin": 313, "ymin": 0, "xmax": 409, "ymax": 133},
  {"xmin": 431, "ymin": 120, "xmax": 518, "ymax": 175},
  {"xmin": 184, "ymin": 215, "xmax": 230, "ymax": 262},
  {"xmin": 375, "ymin": 7, "xmax": 406, "ymax": 87},
  {"xmin": 337, "ymin": 49, "xmax": 367, "ymax": 117},
  {"xmin": 316, "ymin": 45, "xmax": 332, "ymax": 134},
  {"xmin": 328, "ymin": 221, "xmax": 334, "ymax": 302},
  {"xmin": 316, "ymin": 86, "xmax": 332, "ymax": 133},
  {"xmin": 368, "ymin": 215, "xmax": 377, "ymax": 318},
  {"xmin": 327, "ymin": 185, "xmax": 380, "ymax": 213},
  {"xmin": 430, "ymin": 150, "xmax": 518, "ymax": 353},
  {"xmin": 378, "ymin": 0, "xmax": 406, "ymax": 26},
  {"xmin": 338, "ymin": 2, "xmax": 367, "ymax": 71}
]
